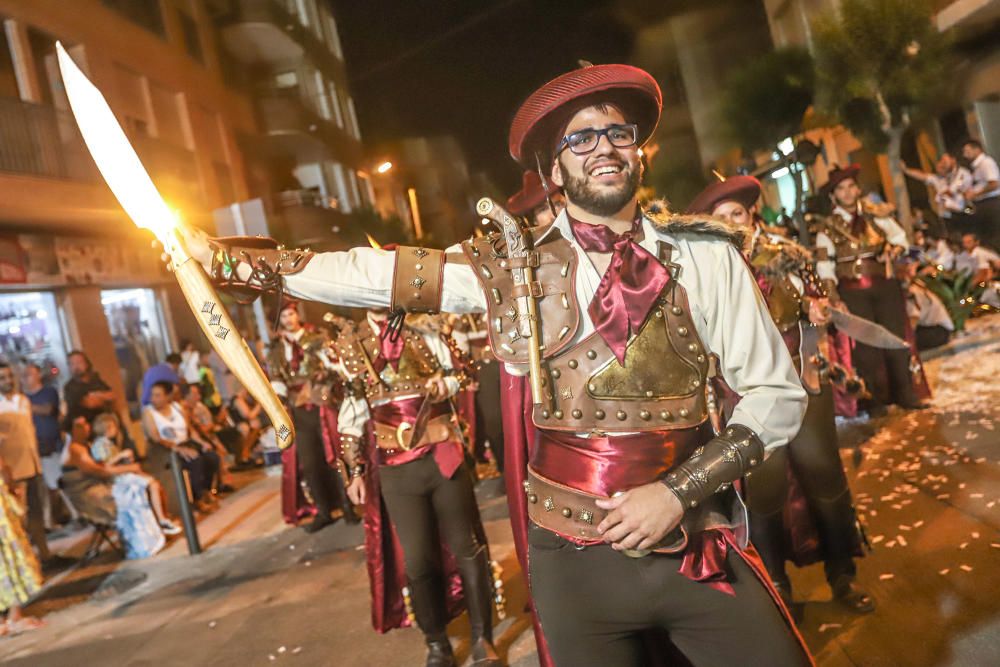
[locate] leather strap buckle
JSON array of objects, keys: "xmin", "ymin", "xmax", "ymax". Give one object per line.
[{"xmin": 395, "ymin": 422, "xmax": 413, "ymax": 450}]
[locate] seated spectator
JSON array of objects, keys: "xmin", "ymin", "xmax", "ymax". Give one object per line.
[
  {"xmin": 0, "ymin": 458, "xmax": 43, "ymax": 636},
  {"xmin": 141, "ymin": 381, "xmax": 220, "ymax": 513},
  {"xmin": 913, "ymin": 228, "xmax": 955, "ymax": 272},
  {"xmin": 61, "ymin": 417, "xmax": 169, "ymax": 559},
  {"xmin": 955, "ymin": 233, "xmax": 998, "ymax": 285},
  {"xmin": 91, "ymin": 413, "xmax": 180, "ymax": 536},
  {"xmin": 140, "ymin": 353, "xmax": 182, "ymax": 407},
  {"xmin": 899, "ymin": 261, "xmax": 955, "ymax": 350},
  {"xmin": 180, "ymin": 384, "xmax": 234, "ymax": 493},
  {"xmin": 229, "ymin": 386, "xmax": 264, "ymax": 468}
]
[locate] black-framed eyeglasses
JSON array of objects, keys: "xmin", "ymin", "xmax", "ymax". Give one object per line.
[{"xmin": 556, "ymin": 123, "xmax": 638, "ymax": 156}]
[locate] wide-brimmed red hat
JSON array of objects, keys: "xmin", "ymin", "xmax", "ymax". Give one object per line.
[
  {"xmin": 509, "ymin": 63, "xmax": 662, "ymax": 167},
  {"xmin": 821, "ymin": 164, "xmax": 861, "ymax": 195},
  {"xmin": 686, "ymin": 175, "xmax": 761, "ymax": 215},
  {"xmin": 506, "ymin": 171, "xmax": 560, "ymax": 216}
]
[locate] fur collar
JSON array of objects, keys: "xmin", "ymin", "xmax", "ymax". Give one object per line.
[
  {"xmin": 644, "ymin": 200, "xmax": 746, "ymax": 249},
  {"xmin": 752, "ymin": 234, "xmax": 814, "ymax": 280}
]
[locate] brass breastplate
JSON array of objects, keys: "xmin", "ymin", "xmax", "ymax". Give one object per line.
[
  {"xmin": 827, "ymin": 215, "xmax": 886, "ymax": 262},
  {"xmin": 532, "ymin": 282, "xmax": 710, "ymax": 433}
]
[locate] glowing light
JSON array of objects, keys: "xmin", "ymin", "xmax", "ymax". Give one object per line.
[
  {"xmin": 365, "ymin": 233, "xmax": 381, "ymax": 249},
  {"xmin": 772, "ymin": 166, "xmax": 790, "ymax": 179},
  {"xmin": 376, "ymin": 161, "xmax": 393, "ymax": 174},
  {"xmin": 57, "ymin": 43, "xmax": 178, "ymax": 242}
]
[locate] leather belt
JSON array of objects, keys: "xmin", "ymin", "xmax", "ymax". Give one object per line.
[
  {"xmin": 373, "ymin": 414, "xmax": 455, "ymax": 452},
  {"xmin": 836, "ymin": 256, "xmax": 884, "ymax": 279},
  {"xmin": 524, "ymin": 467, "xmax": 689, "ymax": 557}
]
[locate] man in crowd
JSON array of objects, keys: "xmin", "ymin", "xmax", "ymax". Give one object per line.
[
  {"xmin": 506, "ymin": 170, "xmax": 565, "ymax": 227},
  {"xmin": 955, "ymin": 232, "xmax": 999, "ymax": 285},
  {"xmin": 141, "ymin": 353, "xmax": 182, "ymax": 406},
  {"xmin": 962, "ymin": 139, "xmax": 1000, "ymax": 247},
  {"xmin": 900, "ymin": 153, "xmax": 972, "ymax": 233},
  {"xmin": 814, "ymin": 165, "xmax": 924, "ymax": 413},
  {"xmin": 688, "ymin": 176, "xmax": 873, "ymax": 617},
  {"xmin": 63, "ymin": 351, "xmax": 115, "ymax": 427},
  {"xmin": 0, "ymin": 363, "xmax": 54, "ymax": 566},
  {"xmin": 897, "ymin": 259, "xmax": 955, "ymax": 351},
  {"xmin": 178, "ymin": 62, "xmax": 811, "ymax": 666},
  {"xmin": 23, "ymin": 363, "xmax": 66, "ymax": 529}
]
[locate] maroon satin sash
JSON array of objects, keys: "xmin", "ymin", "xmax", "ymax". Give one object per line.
[
  {"xmin": 375, "ymin": 321, "xmax": 405, "ymax": 372},
  {"xmin": 372, "ymin": 396, "xmax": 463, "ymax": 477},
  {"xmin": 569, "ymin": 214, "xmax": 672, "ymax": 364},
  {"xmin": 531, "ymin": 424, "xmax": 711, "ymax": 497}
]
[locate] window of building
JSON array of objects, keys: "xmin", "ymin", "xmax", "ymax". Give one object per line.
[
  {"xmin": 327, "ymin": 79, "xmax": 344, "ymax": 128},
  {"xmin": 0, "ymin": 291, "xmax": 69, "ymax": 382},
  {"xmin": 0, "ymin": 23, "xmax": 20, "ymax": 99},
  {"xmin": 320, "ymin": 5, "xmax": 344, "ymax": 59},
  {"xmin": 346, "ymin": 96, "xmax": 361, "ymax": 140},
  {"xmin": 27, "ymin": 28, "xmax": 61, "ymax": 107},
  {"xmin": 327, "ymin": 161, "xmax": 351, "ymax": 213},
  {"xmin": 149, "ymin": 83, "xmax": 188, "ymax": 148},
  {"xmin": 102, "ymin": 0, "xmax": 167, "ymax": 38},
  {"xmin": 274, "ymin": 71, "xmax": 298, "ymax": 90},
  {"xmin": 348, "ymin": 169, "xmax": 362, "ymax": 209},
  {"xmin": 114, "ymin": 64, "xmax": 152, "ymax": 137},
  {"xmin": 312, "ymin": 70, "xmax": 331, "ymax": 120},
  {"xmin": 179, "ymin": 11, "xmax": 204, "ymax": 64}
]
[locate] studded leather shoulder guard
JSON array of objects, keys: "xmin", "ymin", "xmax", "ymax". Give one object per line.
[
  {"xmin": 662, "ymin": 424, "xmax": 764, "ymax": 510},
  {"xmin": 209, "ymin": 236, "xmax": 314, "ymax": 304}
]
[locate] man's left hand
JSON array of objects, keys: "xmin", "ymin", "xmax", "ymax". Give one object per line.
[
  {"xmin": 595, "ymin": 482, "xmax": 684, "ymax": 552},
  {"xmin": 424, "ymin": 375, "xmax": 449, "ymax": 403}
]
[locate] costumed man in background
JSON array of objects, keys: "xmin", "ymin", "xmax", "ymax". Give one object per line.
[
  {"xmin": 688, "ymin": 176, "xmax": 873, "ymax": 617},
  {"xmin": 181, "ymin": 62, "xmax": 812, "ymax": 667},
  {"xmin": 332, "ymin": 310, "xmax": 502, "ymax": 667},
  {"xmin": 506, "ymin": 171, "xmax": 565, "ymax": 227},
  {"xmin": 815, "ymin": 165, "xmax": 925, "ymax": 413},
  {"xmin": 267, "ymin": 300, "xmax": 355, "ymax": 532}
]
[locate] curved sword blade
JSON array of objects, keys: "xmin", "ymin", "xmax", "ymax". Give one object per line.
[{"xmin": 830, "ymin": 309, "xmax": 910, "ymax": 350}]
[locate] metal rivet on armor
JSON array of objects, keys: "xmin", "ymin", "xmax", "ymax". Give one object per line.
[
  {"xmin": 561, "ymin": 508, "xmax": 572, "ymax": 518},
  {"xmin": 655, "ymin": 311, "xmax": 663, "ymax": 318},
  {"xmin": 689, "ymin": 500, "xmax": 698, "ymax": 508},
  {"xmin": 667, "ymin": 472, "xmax": 677, "ymax": 481},
  {"xmin": 568, "ymin": 360, "xmax": 578, "ymax": 369},
  {"xmin": 726, "ymin": 428, "xmax": 735, "ymax": 436},
  {"xmin": 571, "ymin": 409, "xmax": 582, "ymax": 419},
  {"xmin": 551, "ymin": 369, "xmax": 561, "ymax": 379},
  {"xmin": 691, "ymin": 379, "xmax": 701, "ymax": 388},
  {"xmin": 499, "ymin": 260, "xmax": 508, "ymax": 269},
  {"xmin": 471, "ymin": 244, "xmax": 480, "ymax": 257},
  {"xmin": 553, "ymin": 410, "xmax": 564, "ymax": 419},
  {"xmin": 672, "ymin": 306, "xmax": 683, "ymax": 315},
  {"xmin": 541, "ymin": 410, "xmax": 550, "ymax": 418},
  {"xmin": 697, "ymin": 355, "xmax": 705, "ymax": 363},
  {"xmin": 481, "ymin": 265, "xmax": 493, "ymax": 279},
  {"xmin": 558, "ymin": 326, "xmax": 570, "ymax": 340},
  {"xmin": 493, "ymin": 317, "xmax": 502, "ymax": 333},
  {"xmin": 500, "ymin": 343, "xmax": 515, "ymax": 354},
  {"xmin": 616, "ymin": 410, "xmax": 627, "ymax": 421},
  {"xmin": 561, "ymin": 261, "xmax": 570, "ymax": 277},
  {"xmin": 639, "ymin": 410, "xmax": 651, "ymax": 421},
  {"xmin": 750, "ymin": 459, "xmax": 758, "ymax": 466},
  {"xmin": 586, "ymin": 350, "xmax": 597, "ymax": 360},
  {"xmin": 645, "ymin": 390, "xmax": 653, "ymax": 398},
  {"xmin": 595, "ymin": 410, "xmax": 605, "ymax": 420},
  {"xmin": 679, "ymin": 408, "xmax": 690, "ymax": 418},
  {"xmin": 588, "ymin": 383, "xmax": 596, "ymax": 392},
  {"xmin": 415, "ymin": 263, "xmax": 423, "ymax": 271},
  {"xmin": 528, "ymin": 494, "xmax": 538, "ymax": 504},
  {"xmin": 491, "ymin": 288, "xmax": 502, "ymax": 305},
  {"xmin": 661, "ymin": 410, "xmax": 673, "ymax": 421},
  {"xmin": 677, "ymin": 326, "xmax": 689, "ymax": 336},
  {"xmin": 688, "ymin": 343, "xmax": 698, "ymax": 353}
]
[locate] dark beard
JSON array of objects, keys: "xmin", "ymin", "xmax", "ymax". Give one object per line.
[{"xmin": 558, "ymin": 160, "xmax": 640, "ymax": 217}]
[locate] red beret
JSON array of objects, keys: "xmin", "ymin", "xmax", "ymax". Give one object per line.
[
  {"xmin": 278, "ymin": 298, "xmax": 300, "ymax": 314},
  {"xmin": 821, "ymin": 164, "xmax": 861, "ymax": 195},
  {"xmin": 686, "ymin": 176, "xmax": 761, "ymax": 215},
  {"xmin": 509, "ymin": 64, "xmax": 662, "ymax": 167},
  {"xmin": 506, "ymin": 171, "xmax": 560, "ymax": 216}
]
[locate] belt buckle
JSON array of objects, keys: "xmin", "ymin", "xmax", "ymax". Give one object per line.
[{"xmin": 395, "ymin": 422, "xmax": 413, "ymax": 450}]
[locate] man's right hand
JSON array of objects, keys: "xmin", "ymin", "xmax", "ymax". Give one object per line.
[
  {"xmin": 346, "ymin": 476, "xmax": 367, "ymax": 505},
  {"xmin": 165, "ymin": 226, "xmax": 214, "ymax": 273}
]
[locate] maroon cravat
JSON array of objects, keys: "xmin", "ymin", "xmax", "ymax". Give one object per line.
[
  {"xmin": 569, "ymin": 214, "xmax": 672, "ymax": 364},
  {"xmin": 376, "ymin": 321, "xmax": 406, "ymax": 372}
]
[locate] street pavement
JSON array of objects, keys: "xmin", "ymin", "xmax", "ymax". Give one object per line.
[{"xmin": 1, "ymin": 318, "xmax": 998, "ymax": 667}]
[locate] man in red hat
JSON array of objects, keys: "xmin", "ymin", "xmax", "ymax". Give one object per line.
[
  {"xmin": 267, "ymin": 300, "xmax": 356, "ymax": 531},
  {"xmin": 179, "ymin": 63, "xmax": 811, "ymax": 666},
  {"xmin": 507, "ymin": 171, "xmax": 565, "ymax": 227},
  {"xmin": 815, "ymin": 165, "xmax": 922, "ymax": 413},
  {"xmin": 689, "ymin": 176, "xmax": 873, "ymax": 617}
]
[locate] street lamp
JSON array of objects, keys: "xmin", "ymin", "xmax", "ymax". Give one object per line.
[{"xmin": 376, "ymin": 161, "xmax": 392, "ymax": 174}]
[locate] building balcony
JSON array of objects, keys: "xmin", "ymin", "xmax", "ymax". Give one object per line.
[
  {"xmin": 216, "ymin": 0, "xmax": 343, "ymax": 77},
  {"xmin": 0, "ymin": 95, "xmax": 98, "ymax": 182},
  {"xmin": 248, "ymin": 87, "xmax": 362, "ymax": 165},
  {"xmin": 272, "ymin": 188, "xmax": 350, "ymax": 250}
]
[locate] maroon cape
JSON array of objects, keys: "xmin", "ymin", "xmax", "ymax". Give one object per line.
[{"xmin": 280, "ymin": 404, "xmax": 341, "ymax": 525}]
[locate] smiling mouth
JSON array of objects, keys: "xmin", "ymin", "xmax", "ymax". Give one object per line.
[{"xmin": 589, "ymin": 164, "xmax": 624, "ymax": 177}]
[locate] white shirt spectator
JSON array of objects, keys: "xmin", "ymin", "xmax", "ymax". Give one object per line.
[
  {"xmin": 970, "ymin": 153, "xmax": 1000, "ymax": 201},
  {"xmin": 906, "ymin": 282, "xmax": 954, "ymax": 331},
  {"xmin": 925, "ymin": 238, "xmax": 955, "ymax": 270},
  {"xmin": 954, "ymin": 246, "xmax": 997, "ymax": 276},
  {"xmin": 925, "ymin": 167, "xmax": 973, "ymax": 216}
]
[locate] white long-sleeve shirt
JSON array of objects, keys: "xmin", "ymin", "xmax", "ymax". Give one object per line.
[
  {"xmin": 336, "ymin": 313, "xmax": 460, "ymax": 438},
  {"xmin": 815, "ymin": 205, "xmax": 909, "ymax": 282},
  {"xmin": 286, "ymin": 210, "xmax": 806, "ymax": 454}
]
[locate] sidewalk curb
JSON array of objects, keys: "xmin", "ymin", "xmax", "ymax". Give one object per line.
[{"xmin": 920, "ymin": 329, "xmax": 1000, "ymax": 362}]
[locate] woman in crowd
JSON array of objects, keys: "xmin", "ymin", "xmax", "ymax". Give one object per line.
[
  {"xmin": 61, "ymin": 417, "xmax": 168, "ymax": 559},
  {"xmin": 141, "ymin": 381, "xmax": 220, "ymax": 513},
  {"xmin": 229, "ymin": 386, "xmax": 264, "ymax": 469},
  {"xmin": 0, "ymin": 456, "xmax": 43, "ymax": 636},
  {"xmin": 180, "ymin": 384, "xmax": 234, "ymax": 494}
]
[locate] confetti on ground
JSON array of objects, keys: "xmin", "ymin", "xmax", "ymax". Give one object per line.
[
  {"xmin": 871, "ymin": 535, "xmax": 885, "ymax": 544},
  {"xmin": 208, "ymin": 621, "xmax": 217, "ymax": 629},
  {"xmin": 879, "ymin": 573, "xmax": 895, "ymax": 581},
  {"xmin": 897, "ymin": 535, "xmax": 908, "ymax": 547},
  {"xmin": 939, "ymin": 569, "xmax": 950, "ymax": 575},
  {"xmin": 960, "ymin": 565, "xmax": 974, "ymax": 572},
  {"xmin": 819, "ymin": 623, "xmax": 843, "ymax": 633},
  {"xmin": 960, "ymin": 542, "xmax": 969, "ymax": 549},
  {"xmin": 278, "ymin": 646, "xmax": 287, "ymax": 654},
  {"xmin": 293, "ymin": 647, "xmax": 303, "ymax": 655}
]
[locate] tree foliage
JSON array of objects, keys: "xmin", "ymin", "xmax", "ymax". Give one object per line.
[
  {"xmin": 812, "ymin": 0, "xmax": 951, "ymax": 151},
  {"xmin": 721, "ymin": 47, "xmax": 815, "ymax": 154}
]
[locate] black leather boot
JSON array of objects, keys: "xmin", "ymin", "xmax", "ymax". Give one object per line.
[
  {"xmin": 409, "ymin": 575, "xmax": 456, "ymax": 667},
  {"xmin": 457, "ymin": 546, "xmax": 503, "ymax": 666},
  {"xmin": 425, "ymin": 639, "xmax": 456, "ymax": 667}
]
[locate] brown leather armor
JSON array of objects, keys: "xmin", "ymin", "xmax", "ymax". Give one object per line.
[
  {"xmin": 463, "ymin": 230, "xmax": 712, "ymax": 433},
  {"xmin": 817, "ymin": 213, "xmax": 888, "ymax": 281},
  {"xmin": 266, "ymin": 327, "xmax": 339, "ymax": 407},
  {"xmin": 749, "ymin": 242, "xmax": 803, "ymax": 333}
]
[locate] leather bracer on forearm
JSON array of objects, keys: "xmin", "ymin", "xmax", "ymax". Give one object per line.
[
  {"xmin": 391, "ymin": 246, "xmax": 445, "ymax": 313},
  {"xmin": 339, "ymin": 434, "xmax": 365, "ymax": 478},
  {"xmin": 662, "ymin": 424, "xmax": 765, "ymax": 510},
  {"xmin": 208, "ymin": 236, "xmax": 315, "ymax": 304}
]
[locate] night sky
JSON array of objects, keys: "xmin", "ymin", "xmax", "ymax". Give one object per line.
[{"xmin": 330, "ymin": 0, "xmax": 642, "ymax": 193}]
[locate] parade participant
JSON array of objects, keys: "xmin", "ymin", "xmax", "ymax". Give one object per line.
[
  {"xmin": 449, "ymin": 313, "xmax": 505, "ymax": 473},
  {"xmin": 266, "ymin": 300, "xmax": 355, "ymax": 531},
  {"xmin": 815, "ymin": 165, "xmax": 924, "ymax": 412},
  {"xmin": 330, "ymin": 310, "xmax": 501, "ymax": 667},
  {"xmin": 177, "ymin": 63, "xmax": 810, "ymax": 666},
  {"xmin": 688, "ymin": 175, "xmax": 873, "ymax": 615},
  {"xmin": 506, "ymin": 171, "xmax": 565, "ymax": 227}
]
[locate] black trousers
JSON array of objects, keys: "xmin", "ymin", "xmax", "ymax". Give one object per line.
[
  {"xmin": 474, "ymin": 360, "xmax": 505, "ymax": 472},
  {"xmin": 746, "ymin": 386, "xmax": 859, "ymax": 587},
  {"xmin": 916, "ymin": 324, "xmax": 951, "ymax": 351},
  {"xmin": 178, "ymin": 446, "xmax": 219, "ymax": 500},
  {"xmin": 292, "ymin": 404, "xmax": 347, "ymax": 516},
  {"xmin": 379, "ymin": 455, "xmax": 492, "ymax": 642},
  {"xmin": 528, "ymin": 526, "xmax": 807, "ymax": 667},
  {"xmin": 839, "ymin": 277, "xmax": 919, "ymax": 409}
]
